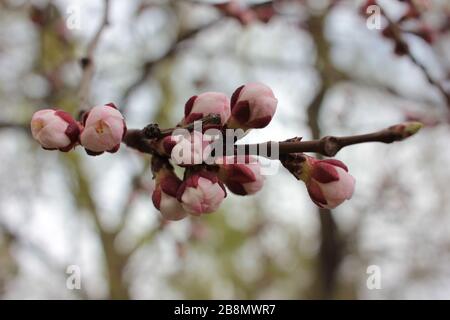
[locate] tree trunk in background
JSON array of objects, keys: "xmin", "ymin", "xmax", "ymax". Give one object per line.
[{"xmin": 306, "ymin": 13, "xmax": 346, "ymax": 299}]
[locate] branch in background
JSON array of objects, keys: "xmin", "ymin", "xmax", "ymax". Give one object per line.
[
  {"xmin": 68, "ymin": 1, "xmax": 133, "ymax": 299},
  {"xmin": 119, "ymin": 18, "xmax": 222, "ymax": 113},
  {"xmin": 175, "ymin": 0, "xmax": 276, "ymax": 25},
  {"xmin": 304, "ymin": 11, "xmax": 344, "ymax": 299},
  {"xmin": 378, "ymin": 4, "xmax": 450, "ymax": 108},
  {"xmin": 0, "ymin": 221, "xmax": 89, "ymax": 299},
  {"xmin": 77, "ymin": 0, "xmax": 110, "ymax": 114},
  {"xmin": 0, "ymin": 122, "xmax": 29, "ymax": 132}
]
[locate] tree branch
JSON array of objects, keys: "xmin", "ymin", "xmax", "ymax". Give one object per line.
[
  {"xmin": 122, "ymin": 120, "xmax": 422, "ymax": 159},
  {"xmin": 379, "ymin": 5, "xmax": 450, "ymax": 108},
  {"xmin": 77, "ymin": 0, "xmax": 111, "ymax": 114},
  {"xmin": 246, "ymin": 122, "xmax": 422, "ymax": 158},
  {"xmin": 119, "ymin": 18, "xmax": 222, "ymax": 113},
  {"xmin": 0, "ymin": 122, "xmax": 29, "ymax": 132}
]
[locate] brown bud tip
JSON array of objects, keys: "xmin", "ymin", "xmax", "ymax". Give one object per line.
[{"xmin": 143, "ymin": 123, "xmax": 161, "ymax": 139}]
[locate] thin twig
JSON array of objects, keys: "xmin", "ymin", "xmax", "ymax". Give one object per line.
[
  {"xmin": 379, "ymin": 5, "xmax": 450, "ymax": 107},
  {"xmin": 122, "ymin": 119, "xmax": 422, "ymax": 159},
  {"xmin": 0, "ymin": 122, "xmax": 29, "ymax": 132},
  {"xmin": 122, "ymin": 114, "xmax": 221, "ymax": 154},
  {"xmin": 77, "ymin": 0, "xmax": 111, "ymax": 114},
  {"xmin": 120, "ymin": 18, "xmax": 222, "ymax": 113},
  {"xmin": 142, "ymin": 114, "xmax": 221, "ymax": 139},
  {"xmin": 243, "ymin": 122, "xmax": 422, "ymax": 158}
]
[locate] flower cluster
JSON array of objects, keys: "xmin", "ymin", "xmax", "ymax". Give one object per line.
[
  {"xmin": 182, "ymin": 82, "xmax": 278, "ymax": 131},
  {"xmin": 151, "ymin": 154, "xmax": 265, "ymax": 220},
  {"xmin": 31, "ymin": 103, "xmax": 127, "ymax": 156},
  {"xmin": 30, "ymin": 82, "xmax": 359, "ymax": 221},
  {"xmin": 149, "ymin": 82, "xmax": 276, "ymax": 220}
]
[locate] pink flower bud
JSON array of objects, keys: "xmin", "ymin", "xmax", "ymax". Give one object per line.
[
  {"xmin": 169, "ymin": 131, "xmax": 213, "ymax": 166},
  {"xmin": 254, "ymin": 3, "xmax": 275, "ymax": 23},
  {"xmin": 183, "ymin": 92, "xmax": 231, "ymax": 127},
  {"xmin": 303, "ymin": 157, "xmax": 355, "ymax": 209},
  {"xmin": 154, "ymin": 135, "xmax": 178, "ymax": 156},
  {"xmin": 177, "ymin": 170, "xmax": 227, "ymax": 215},
  {"xmin": 228, "ymin": 82, "xmax": 278, "ymax": 130},
  {"xmin": 215, "ymin": 1, "xmax": 256, "ymax": 26},
  {"xmin": 30, "ymin": 109, "xmax": 80, "ymax": 152},
  {"xmin": 217, "ymin": 155, "xmax": 264, "ymax": 195},
  {"xmin": 152, "ymin": 170, "xmax": 188, "ymax": 221},
  {"xmin": 79, "ymin": 103, "xmax": 127, "ymax": 156}
]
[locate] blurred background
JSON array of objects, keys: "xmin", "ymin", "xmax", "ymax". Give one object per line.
[{"xmin": 1, "ymin": 0, "xmax": 450, "ymax": 299}]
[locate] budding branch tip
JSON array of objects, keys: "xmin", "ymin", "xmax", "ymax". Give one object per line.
[{"xmin": 403, "ymin": 121, "xmax": 423, "ymax": 137}]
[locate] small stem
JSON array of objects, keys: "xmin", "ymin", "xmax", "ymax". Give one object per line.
[
  {"xmin": 122, "ymin": 129, "xmax": 156, "ymax": 154},
  {"xmin": 142, "ymin": 114, "xmax": 222, "ymax": 139},
  {"xmin": 77, "ymin": 0, "xmax": 110, "ymax": 115},
  {"xmin": 123, "ymin": 114, "xmax": 222, "ymax": 156}
]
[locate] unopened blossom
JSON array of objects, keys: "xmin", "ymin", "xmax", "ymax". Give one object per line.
[
  {"xmin": 154, "ymin": 135, "xmax": 178, "ymax": 157},
  {"xmin": 360, "ymin": 0, "xmax": 377, "ymax": 16},
  {"xmin": 79, "ymin": 103, "xmax": 126, "ymax": 156},
  {"xmin": 301, "ymin": 157, "xmax": 355, "ymax": 209},
  {"xmin": 215, "ymin": 1, "xmax": 256, "ymax": 25},
  {"xmin": 227, "ymin": 82, "xmax": 278, "ymax": 130},
  {"xmin": 183, "ymin": 92, "xmax": 231, "ymax": 127},
  {"xmin": 168, "ymin": 131, "xmax": 214, "ymax": 166},
  {"xmin": 217, "ymin": 155, "xmax": 264, "ymax": 195},
  {"xmin": 177, "ymin": 170, "xmax": 227, "ymax": 215},
  {"xmin": 152, "ymin": 169, "xmax": 188, "ymax": 221},
  {"xmin": 30, "ymin": 109, "xmax": 80, "ymax": 152}
]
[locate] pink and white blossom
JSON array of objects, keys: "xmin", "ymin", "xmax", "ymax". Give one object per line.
[
  {"xmin": 152, "ymin": 170, "xmax": 188, "ymax": 221},
  {"xmin": 177, "ymin": 171, "xmax": 227, "ymax": 215},
  {"xmin": 227, "ymin": 82, "xmax": 278, "ymax": 130},
  {"xmin": 303, "ymin": 157, "xmax": 355, "ymax": 209},
  {"xmin": 79, "ymin": 103, "xmax": 127, "ymax": 156},
  {"xmin": 217, "ymin": 155, "xmax": 264, "ymax": 195},
  {"xmin": 169, "ymin": 131, "xmax": 213, "ymax": 166},
  {"xmin": 30, "ymin": 109, "xmax": 80, "ymax": 152},
  {"xmin": 183, "ymin": 92, "xmax": 231, "ymax": 127}
]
